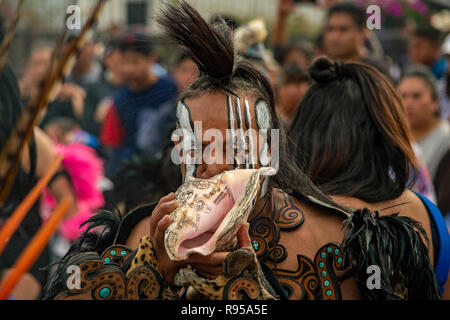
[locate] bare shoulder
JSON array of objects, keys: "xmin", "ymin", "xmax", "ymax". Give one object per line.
[
  {"xmin": 331, "ymin": 190, "xmax": 428, "ymax": 217},
  {"xmin": 20, "ymin": 126, "xmax": 55, "ymax": 174},
  {"xmin": 332, "ymin": 190, "xmax": 432, "ymax": 236},
  {"xmin": 125, "ymin": 216, "xmax": 151, "ymax": 250},
  {"xmin": 33, "ymin": 126, "xmax": 56, "ymax": 178}
]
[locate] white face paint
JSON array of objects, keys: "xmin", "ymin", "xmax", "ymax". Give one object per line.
[
  {"xmin": 174, "ymin": 96, "xmax": 275, "ymax": 199},
  {"xmin": 254, "ymin": 99, "xmax": 273, "ymax": 198},
  {"xmin": 176, "ymin": 100, "xmax": 198, "ymax": 182},
  {"xmin": 234, "ymin": 97, "xmax": 248, "ymax": 168},
  {"xmin": 255, "ymin": 99, "xmax": 272, "ymax": 131}
]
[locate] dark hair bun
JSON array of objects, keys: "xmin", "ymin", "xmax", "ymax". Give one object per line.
[{"xmin": 308, "ymin": 56, "xmax": 341, "ymax": 83}]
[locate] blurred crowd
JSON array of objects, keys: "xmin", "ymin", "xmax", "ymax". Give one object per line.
[{"xmin": 1, "ymin": 0, "xmax": 449, "ymax": 299}]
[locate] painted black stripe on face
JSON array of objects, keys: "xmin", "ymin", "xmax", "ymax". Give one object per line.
[
  {"xmin": 234, "ymin": 96, "xmax": 246, "ymax": 168},
  {"xmin": 243, "ymin": 99, "xmax": 250, "ymax": 131},
  {"xmin": 226, "ymin": 95, "xmax": 234, "ymax": 133},
  {"xmin": 234, "ymin": 96, "xmax": 242, "ymax": 131},
  {"xmin": 244, "ymin": 99, "xmax": 254, "ymax": 169}
]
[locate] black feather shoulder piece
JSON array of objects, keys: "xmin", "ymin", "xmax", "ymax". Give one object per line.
[
  {"xmin": 42, "ymin": 202, "xmax": 158, "ymax": 299},
  {"xmin": 341, "ymin": 208, "xmax": 440, "ymax": 300},
  {"xmin": 41, "ymin": 210, "xmax": 123, "ymax": 299}
]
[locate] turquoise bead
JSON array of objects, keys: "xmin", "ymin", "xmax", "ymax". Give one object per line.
[
  {"xmin": 321, "ymin": 271, "xmax": 327, "ymax": 277},
  {"xmin": 327, "ymin": 247, "xmax": 332, "ymax": 253},
  {"xmin": 104, "ymin": 257, "xmax": 111, "ymax": 263},
  {"xmin": 120, "ymin": 250, "xmax": 127, "ymax": 257},
  {"xmin": 334, "ymin": 249, "xmax": 339, "ymax": 255},
  {"xmin": 99, "ymin": 287, "xmax": 111, "ymax": 298},
  {"xmin": 324, "ymin": 280, "xmax": 330, "ymax": 287},
  {"xmin": 319, "ymin": 262, "xmax": 325, "ymax": 268},
  {"xmin": 320, "ymin": 252, "xmax": 326, "ymax": 259},
  {"xmin": 337, "ymin": 257, "xmax": 343, "ymax": 264},
  {"xmin": 326, "ymin": 290, "xmax": 332, "ymax": 297},
  {"xmin": 252, "ymin": 240, "xmax": 260, "ymax": 251},
  {"xmin": 110, "ymin": 250, "xmax": 116, "ymax": 256}
]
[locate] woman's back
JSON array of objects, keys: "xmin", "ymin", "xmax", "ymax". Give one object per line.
[{"xmin": 263, "ymin": 188, "xmax": 442, "ymax": 299}]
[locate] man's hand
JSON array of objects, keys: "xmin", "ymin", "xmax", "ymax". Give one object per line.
[
  {"xmin": 150, "ymin": 193, "xmax": 253, "ymax": 283},
  {"xmin": 184, "ymin": 222, "xmax": 252, "ymax": 279},
  {"xmin": 149, "ymin": 192, "xmax": 185, "ymax": 285}
]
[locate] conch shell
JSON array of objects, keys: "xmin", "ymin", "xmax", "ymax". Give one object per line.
[{"xmin": 164, "ymin": 167, "xmax": 276, "ymax": 261}]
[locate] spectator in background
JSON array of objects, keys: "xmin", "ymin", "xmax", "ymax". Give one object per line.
[
  {"xmin": 171, "ymin": 53, "xmax": 199, "ymax": 93},
  {"xmin": 276, "ymin": 42, "xmax": 314, "ymax": 69},
  {"xmin": 271, "ymin": 1, "xmax": 388, "ymax": 74},
  {"xmin": 271, "ymin": 0, "xmax": 314, "ymax": 68},
  {"xmin": 64, "ymin": 34, "xmax": 103, "ymax": 90},
  {"xmin": 100, "ymin": 32, "xmax": 178, "ymax": 178},
  {"xmin": 81, "ymin": 37, "xmax": 126, "ymax": 138},
  {"xmin": 40, "ymin": 117, "xmax": 105, "ymax": 259},
  {"xmin": 408, "ymin": 26, "xmax": 449, "ymax": 121},
  {"xmin": 19, "ymin": 45, "xmax": 87, "ymax": 129},
  {"xmin": 409, "ymin": 26, "xmax": 447, "ymax": 80},
  {"xmin": 276, "ymin": 63, "xmax": 312, "ymax": 128},
  {"xmin": 323, "ymin": 2, "xmax": 388, "ymax": 74},
  {"xmin": 43, "ymin": 117, "xmax": 100, "ymax": 150},
  {"xmin": 234, "ymin": 17, "xmax": 280, "ymax": 84},
  {"xmin": 397, "ymin": 67, "xmax": 450, "ymax": 183},
  {"xmin": 19, "ymin": 44, "xmax": 53, "ymax": 103},
  {"xmin": 45, "ymin": 33, "xmax": 106, "ymax": 135}
]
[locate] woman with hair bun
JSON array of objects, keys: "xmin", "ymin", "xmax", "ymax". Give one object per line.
[
  {"xmin": 290, "ymin": 56, "xmax": 450, "ymax": 299},
  {"xmin": 46, "ymin": 2, "xmax": 444, "ymax": 300}
]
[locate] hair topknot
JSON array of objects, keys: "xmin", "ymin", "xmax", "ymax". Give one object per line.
[
  {"xmin": 308, "ymin": 56, "xmax": 343, "ymax": 83},
  {"xmin": 157, "ymin": 1, "xmax": 235, "ymax": 83}
]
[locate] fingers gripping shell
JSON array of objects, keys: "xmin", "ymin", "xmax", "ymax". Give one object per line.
[{"xmin": 164, "ymin": 167, "xmax": 276, "ymax": 260}]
